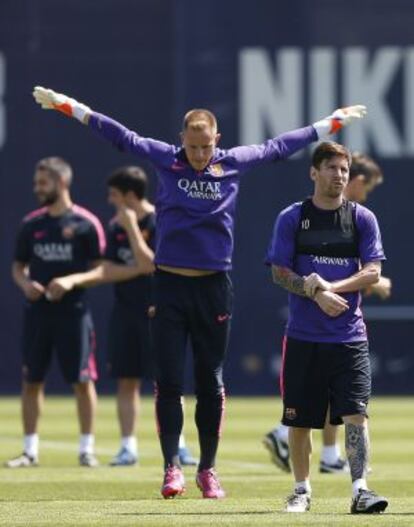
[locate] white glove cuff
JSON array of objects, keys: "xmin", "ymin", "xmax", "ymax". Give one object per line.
[
  {"xmin": 312, "ymin": 118, "xmax": 332, "ymax": 139},
  {"xmin": 72, "ymin": 103, "xmax": 92, "ymax": 124}
]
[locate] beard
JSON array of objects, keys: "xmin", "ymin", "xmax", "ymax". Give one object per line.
[
  {"xmin": 326, "ymin": 184, "xmax": 345, "ymax": 199},
  {"xmin": 36, "ymin": 190, "xmax": 59, "ymax": 206}
]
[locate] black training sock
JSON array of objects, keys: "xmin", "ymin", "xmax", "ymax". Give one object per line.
[
  {"xmin": 198, "ymin": 434, "xmax": 219, "ymax": 471},
  {"xmin": 160, "ymin": 434, "xmax": 181, "ymax": 469}
]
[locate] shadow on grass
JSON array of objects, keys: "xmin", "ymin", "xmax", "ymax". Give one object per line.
[
  {"xmin": 116, "ymin": 512, "xmax": 273, "ymax": 516},
  {"xmin": 115, "ymin": 511, "xmax": 414, "ymax": 517}
]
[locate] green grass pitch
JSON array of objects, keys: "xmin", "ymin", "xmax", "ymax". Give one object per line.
[{"xmin": 0, "ymin": 396, "xmax": 413, "ymax": 526}]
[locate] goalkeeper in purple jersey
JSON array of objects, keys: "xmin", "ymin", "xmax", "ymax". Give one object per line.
[{"xmin": 33, "ymin": 85, "xmax": 366, "ymax": 500}]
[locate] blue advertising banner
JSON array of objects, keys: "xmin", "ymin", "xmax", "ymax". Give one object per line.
[{"xmin": 0, "ymin": 0, "xmax": 412, "ymax": 394}]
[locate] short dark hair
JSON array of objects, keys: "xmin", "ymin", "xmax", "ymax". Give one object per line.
[
  {"xmin": 183, "ymin": 109, "xmax": 218, "ymax": 132},
  {"xmin": 107, "ymin": 166, "xmax": 148, "ymax": 200},
  {"xmin": 36, "ymin": 157, "xmax": 73, "ymax": 185},
  {"xmin": 311, "ymin": 142, "xmax": 352, "ymax": 170},
  {"xmin": 350, "ymin": 152, "xmax": 383, "ymax": 183}
]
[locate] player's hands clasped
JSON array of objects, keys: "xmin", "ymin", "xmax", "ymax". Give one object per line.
[
  {"xmin": 23, "ymin": 280, "xmax": 46, "ymax": 302},
  {"xmin": 46, "ymin": 277, "xmax": 75, "ymax": 302},
  {"xmin": 32, "ymin": 86, "xmax": 91, "ymax": 123},
  {"xmin": 304, "ymin": 273, "xmax": 332, "ymax": 298},
  {"xmin": 313, "ymin": 290, "xmax": 349, "ymax": 317}
]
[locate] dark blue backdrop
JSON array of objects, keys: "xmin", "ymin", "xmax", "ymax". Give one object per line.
[{"xmin": 1, "ymin": 0, "xmax": 413, "ymax": 394}]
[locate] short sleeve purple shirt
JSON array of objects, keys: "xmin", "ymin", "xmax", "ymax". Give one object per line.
[{"xmin": 265, "ymin": 201, "xmax": 385, "ymax": 343}]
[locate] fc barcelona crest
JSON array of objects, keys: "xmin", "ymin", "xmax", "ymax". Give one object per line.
[
  {"xmin": 285, "ymin": 407, "xmax": 297, "ymax": 420},
  {"xmin": 209, "ymin": 163, "xmax": 224, "ymax": 177},
  {"xmin": 62, "ymin": 224, "xmax": 76, "ymax": 239}
]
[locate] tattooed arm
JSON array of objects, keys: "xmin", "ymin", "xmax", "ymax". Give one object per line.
[
  {"xmin": 271, "ymin": 265, "xmax": 308, "ymax": 297},
  {"xmin": 272, "ymin": 265, "xmax": 349, "ymax": 317}
]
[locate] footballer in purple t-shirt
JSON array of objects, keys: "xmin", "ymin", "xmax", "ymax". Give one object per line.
[
  {"xmin": 32, "ymin": 85, "xmax": 367, "ymax": 500},
  {"xmin": 265, "ymin": 142, "xmax": 388, "ymax": 514}
]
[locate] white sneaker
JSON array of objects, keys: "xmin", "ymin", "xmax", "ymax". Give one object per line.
[
  {"xmin": 351, "ymin": 489, "xmax": 388, "ymax": 514},
  {"xmin": 285, "ymin": 490, "xmax": 311, "ymax": 512},
  {"xmin": 79, "ymin": 452, "xmax": 99, "ymax": 467},
  {"xmin": 263, "ymin": 430, "xmax": 291, "ymax": 472},
  {"xmin": 5, "ymin": 452, "xmax": 38, "ymax": 468}
]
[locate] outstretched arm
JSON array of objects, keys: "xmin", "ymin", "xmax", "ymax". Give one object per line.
[
  {"xmin": 228, "ymin": 105, "xmax": 367, "ymax": 171},
  {"xmin": 32, "ymin": 86, "xmax": 175, "ymax": 166}
]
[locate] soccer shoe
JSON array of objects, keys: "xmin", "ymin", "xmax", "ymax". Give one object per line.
[
  {"xmin": 319, "ymin": 457, "xmax": 349, "ymax": 474},
  {"xmin": 109, "ymin": 447, "xmax": 138, "ymax": 466},
  {"xmin": 5, "ymin": 452, "xmax": 38, "ymax": 468},
  {"xmin": 285, "ymin": 489, "xmax": 311, "ymax": 513},
  {"xmin": 161, "ymin": 466, "xmax": 186, "ymax": 499},
  {"xmin": 79, "ymin": 452, "xmax": 99, "ymax": 467},
  {"xmin": 196, "ymin": 468, "xmax": 226, "ymax": 499},
  {"xmin": 178, "ymin": 446, "xmax": 197, "ymax": 466},
  {"xmin": 262, "ymin": 430, "xmax": 291, "ymax": 473},
  {"xmin": 350, "ymin": 489, "xmax": 388, "ymax": 514}
]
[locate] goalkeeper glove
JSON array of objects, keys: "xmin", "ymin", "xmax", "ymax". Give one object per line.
[
  {"xmin": 313, "ymin": 105, "xmax": 367, "ymax": 139},
  {"xmin": 32, "ymin": 86, "xmax": 91, "ymax": 124}
]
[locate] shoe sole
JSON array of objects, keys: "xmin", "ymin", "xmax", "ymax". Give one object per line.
[
  {"xmin": 262, "ymin": 437, "xmax": 291, "ymax": 473},
  {"xmin": 162, "ymin": 486, "xmax": 186, "ymax": 499},
  {"xmin": 196, "ymin": 480, "xmax": 225, "ymax": 499},
  {"xmin": 351, "ymin": 499, "xmax": 388, "ymax": 514},
  {"xmin": 109, "ymin": 461, "xmax": 137, "ymax": 467},
  {"xmin": 5, "ymin": 463, "xmax": 38, "ymax": 468},
  {"xmin": 286, "ymin": 506, "xmax": 311, "ymax": 513}
]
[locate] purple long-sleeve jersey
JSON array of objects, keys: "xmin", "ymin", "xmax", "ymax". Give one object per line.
[{"xmin": 89, "ymin": 113, "xmax": 317, "ymax": 270}]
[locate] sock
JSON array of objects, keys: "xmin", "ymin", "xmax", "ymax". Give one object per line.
[
  {"xmin": 295, "ymin": 479, "xmax": 312, "ymax": 495},
  {"xmin": 198, "ymin": 435, "xmax": 219, "ymax": 472},
  {"xmin": 160, "ymin": 434, "xmax": 180, "ymax": 469},
  {"xmin": 24, "ymin": 434, "xmax": 39, "ymax": 458},
  {"xmin": 121, "ymin": 436, "xmax": 137, "ymax": 454},
  {"xmin": 178, "ymin": 434, "xmax": 186, "ymax": 449},
  {"xmin": 321, "ymin": 444, "xmax": 341, "ymax": 464},
  {"xmin": 276, "ymin": 423, "xmax": 289, "ymax": 443},
  {"xmin": 79, "ymin": 434, "xmax": 95, "ymax": 455},
  {"xmin": 352, "ymin": 478, "xmax": 368, "ymax": 496}
]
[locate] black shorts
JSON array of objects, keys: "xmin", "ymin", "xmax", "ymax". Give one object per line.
[
  {"xmin": 107, "ymin": 303, "xmax": 153, "ymax": 379},
  {"xmin": 280, "ymin": 336, "xmax": 371, "ymax": 428},
  {"xmin": 22, "ymin": 304, "xmax": 97, "ymax": 384}
]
